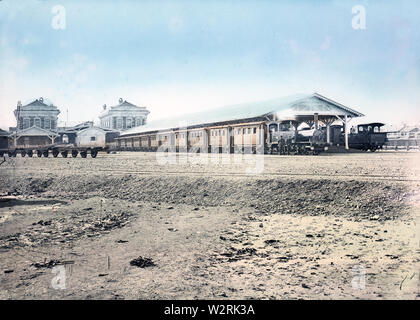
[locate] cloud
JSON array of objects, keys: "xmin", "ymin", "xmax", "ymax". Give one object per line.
[
  {"xmin": 53, "ymin": 53, "xmax": 97, "ymax": 90},
  {"xmin": 168, "ymin": 16, "xmax": 184, "ymax": 33},
  {"xmin": 8, "ymin": 57, "xmax": 28, "ymax": 70},
  {"xmin": 320, "ymin": 36, "xmax": 332, "ymax": 50}
]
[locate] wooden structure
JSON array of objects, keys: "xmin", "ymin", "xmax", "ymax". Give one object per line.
[{"xmin": 115, "ymin": 93, "xmax": 364, "ymax": 153}]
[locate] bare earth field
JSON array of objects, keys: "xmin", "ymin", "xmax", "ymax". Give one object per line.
[{"xmin": 0, "ymin": 151, "xmax": 419, "ymax": 299}]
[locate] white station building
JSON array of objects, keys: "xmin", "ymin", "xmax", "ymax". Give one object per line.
[{"xmin": 99, "ymin": 98, "xmax": 149, "ymax": 131}]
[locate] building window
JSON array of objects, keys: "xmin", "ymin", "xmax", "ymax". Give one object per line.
[
  {"xmin": 45, "ymin": 119, "xmax": 50, "ymax": 129},
  {"xmin": 243, "ymin": 128, "xmax": 246, "ymax": 134},
  {"xmin": 30, "ymin": 118, "xmax": 34, "ymax": 127},
  {"xmin": 40, "ymin": 117, "xmax": 45, "ymax": 129},
  {"xmin": 35, "ymin": 118, "xmax": 41, "ymax": 127},
  {"xmin": 253, "ymin": 127, "xmax": 257, "ymax": 134},
  {"xmin": 51, "ymin": 120, "xmax": 56, "ymax": 130},
  {"xmin": 24, "ymin": 118, "xmax": 30, "ymax": 129}
]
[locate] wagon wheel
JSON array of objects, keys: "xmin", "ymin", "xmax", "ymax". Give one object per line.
[
  {"xmin": 21, "ymin": 151, "xmax": 26, "ymax": 157},
  {"xmin": 28, "ymin": 150, "xmax": 33, "ymax": 157},
  {"xmin": 43, "ymin": 150, "xmax": 49, "ymax": 157},
  {"xmin": 71, "ymin": 150, "xmax": 78, "ymax": 158},
  {"xmin": 80, "ymin": 151, "xmax": 87, "ymax": 158},
  {"xmin": 61, "ymin": 151, "xmax": 68, "ymax": 158},
  {"xmin": 37, "ymin": 150, "xmax": 42, "ymax": 157},
  {"xmin": 52, "ymin": 150, "xmax": 59, "ymax": 158},
  {"xmin": 91, "ymin": 150, "xmax": 98, "ymax": 158}
]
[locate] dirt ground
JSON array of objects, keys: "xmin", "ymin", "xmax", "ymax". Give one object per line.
[{"xmin": 0, "ymin": 151, "xmax": 419, "ymax": 299}]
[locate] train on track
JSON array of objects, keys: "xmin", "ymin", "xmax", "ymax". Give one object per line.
[
  {"xmin": 0, "ymin": 122, "xmax": 388, "ymax": 159},
  {"xmin": 0, "ymin": 123, "xmax": 388, "ymax": 159},
  {"xmin": 114, "ymin": 121, "xmax": 388, "ymax": 156},
  {"xmin": 0, "ymin": 144, "xmax": 105, "ymax": 158}
]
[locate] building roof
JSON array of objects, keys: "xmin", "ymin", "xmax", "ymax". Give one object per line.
[
  {"xmin": 76, "ymin": 126, "xmax": 119, "ymax": 134},
  {"xmin": 99, "ymin": 98, "xmax": 150, "ymax": 118},
  {"xmin": 14, "ymin": 98, "xmax": 60, "ymax": 117},
  {"xmin": 10, "ymin": 126, "xmax": 59, "ymax": 137},
  {"xmin": 20, "ymin": 97, "xmax": 59, "ymax": 109},
  {"xmin": 121, "ymin": 93, "xmax": 364, "ymax": 136}
]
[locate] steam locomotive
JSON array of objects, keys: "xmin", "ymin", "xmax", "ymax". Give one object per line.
[{"xmin": 266, "ymin": 122, "xmax": 387, "ymax": 155}]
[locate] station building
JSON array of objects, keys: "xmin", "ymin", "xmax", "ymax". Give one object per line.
[
  {"xmin": 99, "ymin": 98, "xmax": 150, "ymax": 131},
  {"xmin": 10, "ymin": 98, "xmax": 61, "ymax": 147}
]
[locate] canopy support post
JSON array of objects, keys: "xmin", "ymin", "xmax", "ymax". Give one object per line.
[{"xmin": 344, "ymin": 115, "xmax": 349, "ymax": 150}]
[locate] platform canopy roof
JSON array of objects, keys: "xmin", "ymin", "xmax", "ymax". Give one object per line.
[{"xmin": 121, "ymin": 92, "xmax": 364, "ymax": 136}]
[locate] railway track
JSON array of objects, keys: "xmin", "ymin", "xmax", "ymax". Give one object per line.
[{"xmin": 2, "ymin": 166, "xmax": 419, "ymax": 182}]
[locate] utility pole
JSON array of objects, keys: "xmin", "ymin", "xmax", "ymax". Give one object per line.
[{"xmin": 14, "ymin": 102, "xmax": 21, "ymax": 148}]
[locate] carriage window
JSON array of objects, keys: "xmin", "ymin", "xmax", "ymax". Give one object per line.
[
  {"xmin": 90, "ymin": 137, "xmax": 96, "ymax": 141},
  {"xmin": 269, "ymin": 124, "xmax": 278, "ymax": 132}
]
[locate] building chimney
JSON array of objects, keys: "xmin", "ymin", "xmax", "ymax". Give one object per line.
[
  {"xmin": 103, "ymin": 104, "xmax": 107, "ymax": 110},
  {"xmin": 119, "ymin": 98, "xmax": 123, "ymax": 104},
  {"xmin": 17, "ymin": 101, "xmax": 22, "ymax": 107},
  {"xmin": 39, "ymin": 97, "xmax": 43, "ymax": 102}
]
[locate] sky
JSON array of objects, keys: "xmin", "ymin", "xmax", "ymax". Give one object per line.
[{"xmin": 1, "ymin": 0, "xmax": 419, "ymax": 129}]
